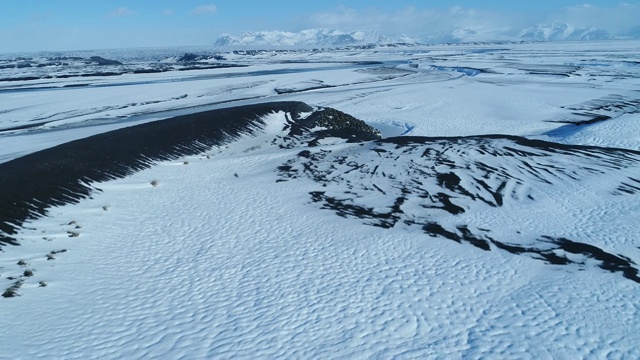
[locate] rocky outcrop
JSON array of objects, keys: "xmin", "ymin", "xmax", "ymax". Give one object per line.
[
  {"xmin": 287, "ymin": 107, "xmax": 382, "ymax": 144},
  {"xmin": 89, "ymin": 56, "xmax": 123, "ymax": 66}
]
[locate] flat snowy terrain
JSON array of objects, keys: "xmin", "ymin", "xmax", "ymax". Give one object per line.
[{"xmin": 1, "ymin": 41, "xmax": 639, "ymax": 358}]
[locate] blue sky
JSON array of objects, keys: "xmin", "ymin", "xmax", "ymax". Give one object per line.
[{"xmin": 1, "ymin": 1, "xmax": 638, "ymax": 52}]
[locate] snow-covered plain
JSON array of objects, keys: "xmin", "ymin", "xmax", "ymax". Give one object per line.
[{"xmin": 1, "ymin": 41, "xmax": 639, "ymax": 358}]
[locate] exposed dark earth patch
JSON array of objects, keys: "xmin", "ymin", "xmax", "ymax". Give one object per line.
[
  {"xmin": 518, "ymin": 64, "xmax": 582, "ymax": 78},
  {"xmin": 274, "ymin": 80, "xmax": 336, "ymax": 94},
  {"xmin": 88, "ymin": 56, "xmax": 123, "ymax": 66},
  {"xmin": 288, "ymin": 107, "xmax": 381, "ymax": 143},
  {"xmin": 177, "ymin": 53, "xmax": 226, "ymax": 63},
  {"xmin": 615, "ymin": 177, "xmax": 640, "ymax": 195},
  {"xmin": 546, "ymin": 95, "xmax": 640, "ymax": 131},
  {"xmin": 277, "ymin": 127, "xmax": 640, "ymax": 283}
]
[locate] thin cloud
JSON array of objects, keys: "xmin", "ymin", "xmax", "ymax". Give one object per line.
[
  {"xmin": 303, "ymin": 3, "xmax": 640, "ymax": 40},
  {"xmin": 29, "ymin": 11, "xmax": 54, "ymax": 22},
  {"xmin": 304, "ymin": 5, "xmax": 522, "ymax": 38},
  {"xmin": 163, "ymin": 9, "xmax": 175, "ymax": 16},
  {"xmin": 191, "ymin": 4, "xmax": 217, "ymax": 16},
  {"xmin": 307, "ymin": 6, "xmax": 385, "ymax": 30},
  {"xmin": 107, "ymin": 7, "xmax": 136, "ymax": 18},
  {"xmin": 549, "ymin": 3, "xmax": 640, "ymax": 34}
]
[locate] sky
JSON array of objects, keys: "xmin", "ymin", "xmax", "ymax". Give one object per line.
[{"xmin": 1, "ymin": 1, "xmax": 639, "ymax": 52}]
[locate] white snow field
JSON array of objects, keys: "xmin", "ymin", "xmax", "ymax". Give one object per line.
[{"xmin": 1, "ymin": 41, "xmax": 639, "ymax": 358}]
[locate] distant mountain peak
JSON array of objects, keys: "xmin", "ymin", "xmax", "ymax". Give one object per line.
[{"xmin": 214, "ymin": 29, "xmax": 418, "ymax": 48}]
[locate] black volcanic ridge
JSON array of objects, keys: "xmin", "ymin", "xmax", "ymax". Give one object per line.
[{"xmin": 0, "ymin": 102, "xmax": 315, "ymax": 246}]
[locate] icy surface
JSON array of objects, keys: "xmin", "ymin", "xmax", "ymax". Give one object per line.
[{"xmin": 1, "ymin": 41, "xmax": 640, "ymax": 358}]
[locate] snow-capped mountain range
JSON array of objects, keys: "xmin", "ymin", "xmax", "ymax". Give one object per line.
[
  {"xmin": 215, "ymin": 24, "xmax": 625, "ymax": 48},
  {"xmin": 214, "ymin": 29, "xmax": 417, "ymax": 47},
  {"xmin": 518, "ymin": 23, "xmax": 615, "ymax": 42}
]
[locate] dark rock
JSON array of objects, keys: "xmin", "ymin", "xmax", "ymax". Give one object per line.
[
  {"xmin": 292, "ymin": 107, "xmax": 382, "ymax": 143},
  {"xmin": 89, "ymin": 56, "xmax": 123, "ymax": 66},
  {"xmin": 178, "ymin": 53, "xmax": 226, "ymax": 62}
]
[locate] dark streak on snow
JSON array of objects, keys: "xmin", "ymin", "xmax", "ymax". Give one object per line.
[
  {"xmin": 545, "ymin": 95, "xmax": 640, "ymax": 137},
  {"xmin": 277, "ymin": 131, "xmax": 640, "ymax": 283}
]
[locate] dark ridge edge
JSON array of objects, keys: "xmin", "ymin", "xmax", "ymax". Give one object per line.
[
  {"xmin": 0, "ymin": 101, "xmax": 312, "ymax": 247},
  {"xmin": 380, "ymin": 134, "xmax": 640, "ymax": 156}
]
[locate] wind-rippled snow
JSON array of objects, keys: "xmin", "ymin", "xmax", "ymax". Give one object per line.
[
  {"xmin": 1, "ymin": 41, "xmax": 639, "ymax": 358},
  {"xmin": 1, "ymin": 113, "xmax": 638, "ymax": 358}
]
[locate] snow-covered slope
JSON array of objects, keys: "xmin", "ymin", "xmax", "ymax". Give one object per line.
[
  {"xmin": 1, "ymin": 103, "xmax": 638, "ymax": 357},
  {"xmin": 280, "ymin": 132, "xmax": 640, "ymax": 282},
  {"xmin": 1, "ymin": 41, "xmax": 640, "ymax": 358},
  {"xmin": 215, "ymin": 29, "xmax": 418, "ymax": 47}
]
